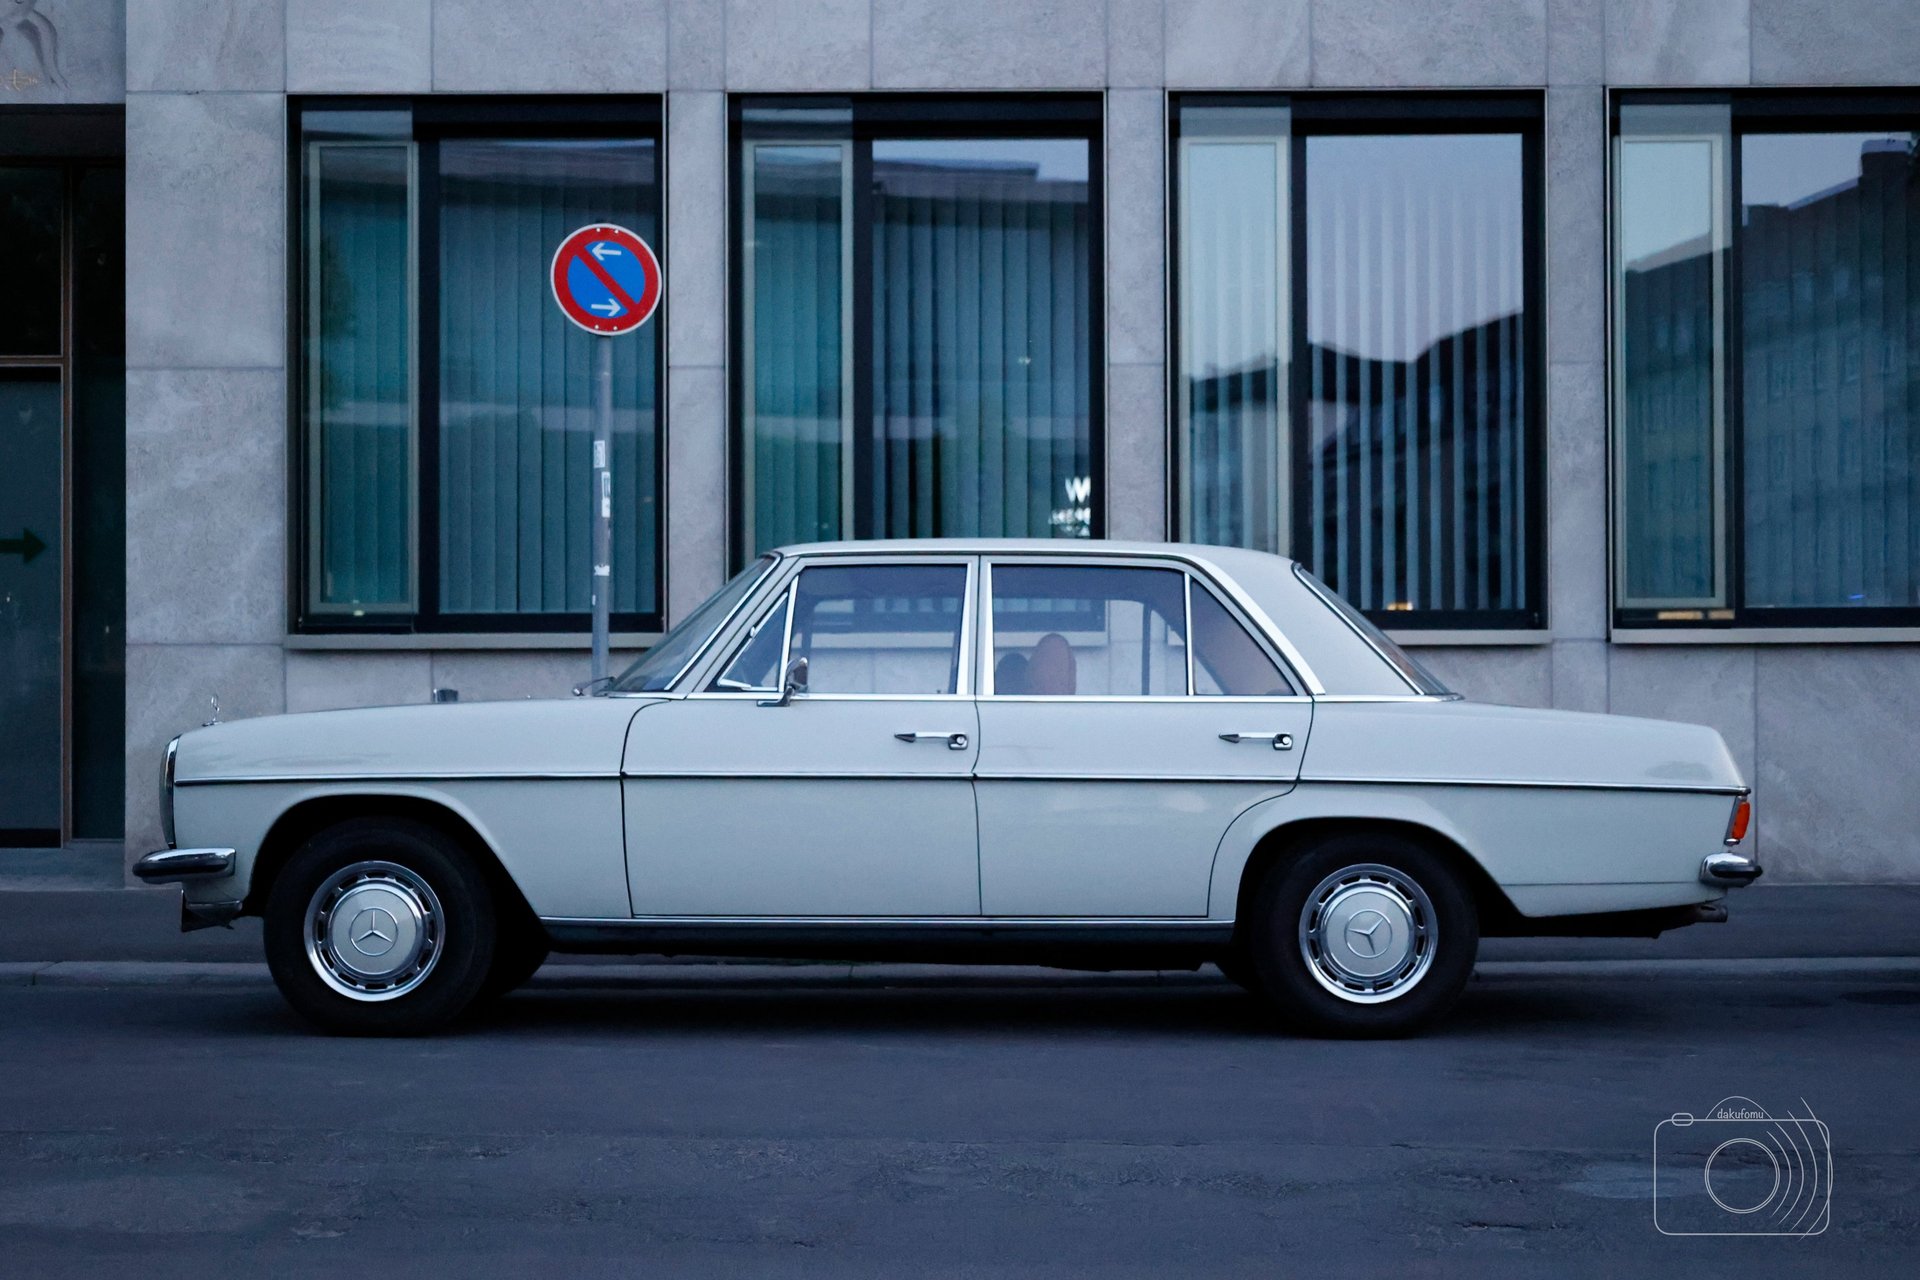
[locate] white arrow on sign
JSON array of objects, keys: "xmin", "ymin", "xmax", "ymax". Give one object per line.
[
  {"xmin": 590, "ymin": 301, "xmax": 622, "ymax": 315},
  {"xmin": 590, "ymin": 243, "xmax": 623, "ymax": 261}
]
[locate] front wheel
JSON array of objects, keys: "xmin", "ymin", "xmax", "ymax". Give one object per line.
[
  {"xmin": 264, "ymin": 818, "xmax": 497, "ymax": 1035},
  {"xmin": 1245, "ymin": 833, "xmax": 1478, "ymax": 1037}
]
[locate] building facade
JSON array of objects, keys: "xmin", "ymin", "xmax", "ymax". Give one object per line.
[{"xmin": 0, "ymin": 0, "xmax": 1915, "ymax": 883}]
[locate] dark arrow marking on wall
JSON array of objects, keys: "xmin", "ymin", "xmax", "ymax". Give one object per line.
[{"xmin": 0, "ymin": 528, "xmax": 47, "ymax": 564}]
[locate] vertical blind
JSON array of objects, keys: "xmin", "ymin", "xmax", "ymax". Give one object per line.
[
  {"xmin": 1615, "ymin": 104, "xmax": 1920, "ymax": 619},
  {"xmin": 868, "ymin": 140, "xmax": 1094, "ymax": 541},
  {"xmin": 1303, "ymin": 134, "xmax": 1530, "ymax": 617},
  {"xmin": 1176, "ymin": 106, "xmax": 1537, "ymax": 624},
  {"xmin": 1614, "ymin": 107, "xmax": 1731, "ymax": 608},
  {"xmin": 746, "ymin": 144, "xmax": 849, "ymax": 552},
  {"xmin": 437, "ymin": 139, "xmax": 660, "ymax": 617},
  {"xmin": 309, "ymin": 143, "xmax": 413, "ymax": 611},
  {"xmin": 1740, "ymin": 132, "xmax": 1920, "ymax": 610},
  {"xmin": 741, "ymin": 125, "xmax": 1097, "ymax": 557},
  {"xmin": 1179, "ymin": 126, "xmax": 1288, "ymax": 553}
]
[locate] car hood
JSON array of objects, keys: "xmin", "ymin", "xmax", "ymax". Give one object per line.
[{"xmin": 172, "ymin": 698, "xmax": 658, "ymax": 782}]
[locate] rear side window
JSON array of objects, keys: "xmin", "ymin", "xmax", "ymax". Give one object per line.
[{"xmin": 990, "ymin": 565, "xmax": 1188, "ymax": 697}]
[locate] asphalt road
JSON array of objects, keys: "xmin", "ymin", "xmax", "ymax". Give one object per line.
[
  {"xmin": 5, "ymin": 883, "xmax": 1919, "ymax": 963},
  {"xmin": 1, "ymin": 970, "xmax": 1914, "ymax": 1277}
]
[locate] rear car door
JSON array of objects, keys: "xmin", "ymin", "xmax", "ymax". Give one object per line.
[{"xmin": 972, "ymin": 558, "xmax": 1312, "ymax": 917}]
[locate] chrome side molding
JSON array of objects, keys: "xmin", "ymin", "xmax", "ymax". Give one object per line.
[
  {"xmin": 1700, "ymin": 850, "xmax": 1763, "ymax": 887},
  {"xmin": 133, "ymin": 847, "xmax": 236, "ymax": 883}
]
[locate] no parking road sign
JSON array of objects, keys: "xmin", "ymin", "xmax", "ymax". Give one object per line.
[{"xmin": 549, "ymin": 223, "xmax": 662, "ymax": 335}]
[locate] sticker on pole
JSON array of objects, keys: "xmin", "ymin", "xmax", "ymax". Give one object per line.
[{"xmin": 549, "ymin": 223, "xmax": 662, "ymax": 335}]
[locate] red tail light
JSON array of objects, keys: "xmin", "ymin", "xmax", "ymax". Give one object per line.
[{"xmin": 1725, "ymin": 798, "xmax": 1752, "ymax": 845}]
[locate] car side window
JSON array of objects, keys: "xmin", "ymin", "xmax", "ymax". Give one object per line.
[
  {"xmin": 1190, "ymin": 586, "xmax": 1294, "ymax": 696},
  {"xmin": 707, "ymin": 591, "xmax": 791, "ymax": 692},
  {"xmin": 787, "ymin": 563, "xmax": 969, "ymax": 695},
  {"xmin": 990, "ymin": 564, "xmax": 1188, "ymax": 697}
]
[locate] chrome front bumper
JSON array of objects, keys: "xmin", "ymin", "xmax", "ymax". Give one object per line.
[
  {"xmin": 1700, "ymin": 850, "xmax": 1763, "ymax": 886},
  {"xmin": 133, "ymin": 847, "xmax": 235, "ymax": 883}
]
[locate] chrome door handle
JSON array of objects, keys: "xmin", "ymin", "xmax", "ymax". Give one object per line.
[
  {"xmin": 1220, "ymin": 732, "xmax": 1293, "ymax": 750},
  {"xmin": 895, "ymin": 731, "xmax": 970, "ymax": 750}
]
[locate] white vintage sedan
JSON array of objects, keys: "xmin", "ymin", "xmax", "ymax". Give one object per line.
[{"xmin": 137, "ymin": 540, "xmax": 1760, "ymax": 1036}]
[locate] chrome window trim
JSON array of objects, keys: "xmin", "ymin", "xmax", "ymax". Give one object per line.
[
  {"xmin": 1182, "ymin": 574, "xmax": 1198, "ymax": 695},
  {"xmin": 175, "ymin": 772, "xmax": 620, "ymax": 786},
  {"xmin": 977, "ymin": 694, "xmax": 1313, "ymax": 705},
  {"xmin": 972, "ymin": 773, "xmax": 1295, "ymax": 784},
  {"xmin": 682, "ymin": 692, "xmax": 978, "ymax": 703},
  {"xmin": 1312, "ymin": 693, "xmax": 1463, "ymax": 704}
]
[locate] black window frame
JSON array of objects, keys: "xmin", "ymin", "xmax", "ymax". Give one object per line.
[
  {"xmin": 289, "ymin": 95, "xmax": 669, "ymax": 635},
  {"xmin": 726, "ymin": 93, "xmax": 1108, "ymax": 572},
  {"xmin": 1167, "ymin": 91, "xmax": 1549, "ymax": 632},
  {"xmin": 1611, "ymin": 88, "xmax": 1920, "ymax": 632}
]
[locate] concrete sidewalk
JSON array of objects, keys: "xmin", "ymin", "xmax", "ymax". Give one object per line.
[{"xmin": 0, "ymin": 875, "xmax": 1916, "ymax": 971}]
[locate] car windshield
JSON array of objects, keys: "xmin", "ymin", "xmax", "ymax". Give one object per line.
[
  {"xmin": 610, "ymin": 557, "xmax": 777, "ymax": 692},
  {"xmin": 1292, "ymin": 564, "xmax": 1454, "ymax": 696}
]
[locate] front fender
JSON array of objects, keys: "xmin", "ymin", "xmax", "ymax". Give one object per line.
[{"xmin": 174, "ymin": 777, "xmax": 629, "ymax": 920}]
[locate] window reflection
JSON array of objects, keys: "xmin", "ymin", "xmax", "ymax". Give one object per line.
[
  {"xmin": 1740, "ymin": 131, "xmax": 1919, "ymax": 610},
  {"xmin": 1304, "ymin": 134, "xmax": 1529, "ymax": 618}
]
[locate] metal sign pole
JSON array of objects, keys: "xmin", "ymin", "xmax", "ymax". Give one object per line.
[
  {"xmin": 550, "ymin": 222, "xmax": 660, "ymax": 693},
  {"xmin": 590, "ymin": 334, "xmax": 613, "ymax": 685}
]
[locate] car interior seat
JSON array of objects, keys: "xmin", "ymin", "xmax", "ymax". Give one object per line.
[{"xmin": 1026, "ymin": 633, "xmax": 1077, "ymax": 695}]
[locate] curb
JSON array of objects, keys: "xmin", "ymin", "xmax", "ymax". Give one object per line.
[{"xmin": 3, "ymin": 956, "xmax": 1918, "ymax": 990}]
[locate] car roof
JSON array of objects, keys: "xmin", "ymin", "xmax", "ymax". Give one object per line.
[{"xmin": 768, "ymin": 538, "xmax": 1302, "ymax": 571}]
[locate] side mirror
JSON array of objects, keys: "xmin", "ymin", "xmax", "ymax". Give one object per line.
[{"xmin": 758, "ymin": 655, "xmax": 809, "ymax": 708}]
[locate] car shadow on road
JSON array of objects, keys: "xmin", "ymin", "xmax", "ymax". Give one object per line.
[{"xmin": 445, "ymin": 973, "xmax": 1680, "ymax": 1043}]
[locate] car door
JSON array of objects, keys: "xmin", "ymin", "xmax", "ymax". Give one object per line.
[
  {"xmin": 973, "ymin": 558, "xmax": 1313, "ymax": 917},
  {"xmin": 621, "ymin": 557, "xmax": 981, "ymax": 917}
]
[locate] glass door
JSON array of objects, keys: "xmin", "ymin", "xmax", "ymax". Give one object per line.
[
  {"xmin": 0, "ymin": 370, "xmax": 62, "ymax": 845},
  {"xmin": 0, "ymin": 159, "xmax": 125, "ymax": 848}
]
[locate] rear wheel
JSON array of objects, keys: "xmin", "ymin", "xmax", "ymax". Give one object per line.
[
  {"xmin": 1245, "ymin": 832, "xmax": 1477, "ymax": 1037},
  {"xmin": 264, "ymin": 818, "xmax": 497, "ymax": 1035}
]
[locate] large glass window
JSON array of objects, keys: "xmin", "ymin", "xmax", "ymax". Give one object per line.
[
  {"xmin": 734, "ymin": 98, "xmax": 1102, "ymax": 560},
  {"xmin": 1614, "ymin": 94, "xmax": 1920, "ymax": 628},
  {"xmin": 297, "ymin": 101, "xmax": 665, "ymax": 632},
  {"xmin": 1173, "ymin": 96, "xmax": 1545, "ymax": 630}
]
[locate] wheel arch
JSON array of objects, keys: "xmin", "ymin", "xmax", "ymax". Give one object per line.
[
  {"xmin": 243, "ymin": 791, "xmax": 537, "ymax": 931},
  {"xmin": 1209, "ymin": 795, "xmax": 1520, "ymax": 936}
]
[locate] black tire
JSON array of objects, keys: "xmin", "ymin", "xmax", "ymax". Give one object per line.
[
  {"xmin": 1245, "ymin": 832, "xmax": 1478, "ymax": 1038},
  {"xmin": 479, "ymin": 924, "xmax": 551, "ymax": 1002},
  {"xmin": 263, "ymin": 818, "xmax": 497, "ymax": 1036},
  {"xmin": 1213, "ymin": 951, "xmax": 1264, "ymax": 995}
]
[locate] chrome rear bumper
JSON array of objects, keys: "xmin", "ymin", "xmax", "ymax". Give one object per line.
[
  {"xmin": 133, "ymin": 847, "xmax": 235, "ymax": 883},
  {"xmin": 1700, "ymin": 850, "xmax": 1763, "ymax": 886}
]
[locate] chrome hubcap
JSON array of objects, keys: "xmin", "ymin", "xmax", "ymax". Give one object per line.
[
  {"xmin": 1298, "ymin": 863, "xmax": 1436, "ymax": 1003},
  {"xmin": 305, "ymin": 861, "xmax": 443, "ymax": 1001}
]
